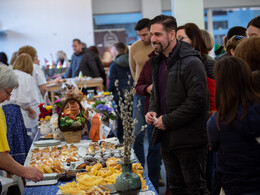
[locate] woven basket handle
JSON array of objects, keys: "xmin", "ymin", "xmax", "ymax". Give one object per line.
[{"xmin": 58, "ymin": 98, "xmax": 84, "ymax": 130}]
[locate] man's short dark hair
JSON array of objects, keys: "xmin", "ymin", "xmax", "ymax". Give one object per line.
[
  {"xmin": 114, "ymin": 42, "xmax": 127, "ymax": 54},
  {"xmin": 227, "ymin": 26, "xmax": 247, "ymax": 40},
  {"xmin": 135, "ymin": 18, "xmax": 151, "ymax": 31},
  {"xmin": 73, "ymin": 39, "xmax": 82, "ymax": 44},
  {"xmin": 150, "ymin": 15, "xmax": 177, "ymax": 32},
  {"xmin": 247, "ymin": 15, "xmax": 260, "ymax": 29}
]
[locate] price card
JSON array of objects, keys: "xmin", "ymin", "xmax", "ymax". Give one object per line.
[{"xmin": 100, "ymin": 124, "xmax": 112, "ymax": 139}]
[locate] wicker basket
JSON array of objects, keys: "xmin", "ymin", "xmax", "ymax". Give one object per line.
[
  {"xmin": 62, "ymin": 130, "xmax": 82, "ymax": 143},
  {"xmin": 58, "ymin": 98, "xmax": 85, "ymax": 143}
]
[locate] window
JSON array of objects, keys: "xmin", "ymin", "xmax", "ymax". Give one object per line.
[
  {"xmin": 94, "ymin": 13, "xmax": 142, "ymax": 45},
  {"xmin": 213, "ymin": 10, "xmax": 227, "ymax": 16},
  {"xmin": 204, "ymin": 7, "xmax": 260, "ymax": 55},
  {"xmin": 213, "ymin": 21, "xmax": 228, "ymax": 30},
  {"xmin": 162, "ymin": 11, "xmax": 172, "ymax": 16},
  {"xmin": 214, "ymin": 34, "xmax": 225, "ymax": 45}
]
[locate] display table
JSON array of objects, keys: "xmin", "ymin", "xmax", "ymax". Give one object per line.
[
  {"xmin": 47, "ymin": 77, "xmax": 104, "ymax": 104},
  {"xmin": 23, "ymin": 131, "xmax": 158, "ymax": 195},
  {"xmin": 23, "ymin": 172, "xmax": 157, "ymax": 195}
]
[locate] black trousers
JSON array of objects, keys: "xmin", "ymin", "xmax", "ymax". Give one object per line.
[{"xmin": 162, "ymin": 144, "xmax": 209, "ymax": 195}]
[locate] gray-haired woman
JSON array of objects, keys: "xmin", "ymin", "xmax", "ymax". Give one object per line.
[
  {"xmin": 0, "ymin": 65, "xmax": 43, "ymax": 188},
  {"xmin": 1, "ymin": 54, "xmax": 37, "ymax": 165}
]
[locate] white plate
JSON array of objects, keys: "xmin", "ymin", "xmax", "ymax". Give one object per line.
[
  {"xmin": 26, "ymin": 179, "xmax": 58, "ymax": 186},
  {"xmin": 43, "ymin": 173, "xmax": 58, "ymax": 180},
  {"xmin": 98, "ymin": 137, "xmax": 119, "ymax": 145},
  {"xmin": 33, "ymin": 140, "xmax": 61, "ymax": 147},
  {"xmin": 56, "ymin": 189, "xmax": 155, "ymax": 195}
]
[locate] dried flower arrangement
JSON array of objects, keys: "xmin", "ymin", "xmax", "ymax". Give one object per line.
[{"xmin": 114, "ymin": 76, "xmax": 147, "ymax": 164}]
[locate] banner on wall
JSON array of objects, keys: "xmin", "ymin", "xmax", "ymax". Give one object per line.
[{"xmin": 94, "ymin": 29, "xmax": 127, "ymax": 64}]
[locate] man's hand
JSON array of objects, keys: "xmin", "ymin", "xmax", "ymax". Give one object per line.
[
  {"xmin": 133, "ymin": 88, "xmax": 136, "ymax": 96},
  {"xmin": 23, "ymin": 167, "xmax": 43, "ymax": 182},
  {"xmin": 145, "ymin": 112, "xmax": 157, "ymax": 125},
  {"xmin": 146, "ymin": 84, "xmax": 153, "ymax": 94},
  {"xmin": 154, "ymin": 116, "xmax": 166, "ymax": 130}
]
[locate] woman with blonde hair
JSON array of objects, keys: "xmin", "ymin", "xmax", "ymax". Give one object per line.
[
  {"xmin": 207, "ymin": 56, "xmax": 260, "ymax": 195},
  {"xmin": 9, "ymin": 51, "xmax": 18, "ymax": 66},
  {"xmin": 200, "ymin": 29, "xmax": 214, "ymax": 53},
  {"xmin": 2, "ymin": 54, "xmax": 37, "ymax": 164},
  {"xmin": 18, "ymin": 45, "xmax": 47, "ymax": 138}
]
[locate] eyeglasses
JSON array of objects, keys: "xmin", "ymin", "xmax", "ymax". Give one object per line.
[
  {"xmin": 4, "ymin": 89, "xmax": 12, "ymax": 97},
  {"xmin": 235, "ymin": 35, "xmax": 244, "ymax": 40},
  {"xmin": 177, "ymin": 36, "xmax": 189, "ymax": 41}
]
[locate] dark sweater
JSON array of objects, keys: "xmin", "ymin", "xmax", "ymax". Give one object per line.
[
  {"xmin": 85, "ymin": 49, "xmax": 106, "ymax": 88},
  {"xmin": 201, "ymin": 54, "xmax": 215, "ymax": 79},
  {"xmin": 135, "ymin": 52, "xmax": 156, "ymax": 114},
  {"xmin": 207, "ymin": 103, "xmax": 260, "ymax": 195}
]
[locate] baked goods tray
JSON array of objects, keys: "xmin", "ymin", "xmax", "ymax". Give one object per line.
[{"xmin": 24, "ymin": 139, "xmax": 135, "ymax": 181}]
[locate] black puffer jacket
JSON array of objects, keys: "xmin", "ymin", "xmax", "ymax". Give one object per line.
[
  {"xmin": 201, "ymin": 54, "xmax": 215, "ymax": 79},
  {"xmin": 149, "ymin": 40, "xmax": 209, "ymax": 149}
]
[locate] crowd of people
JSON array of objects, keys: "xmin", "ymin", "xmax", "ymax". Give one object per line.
[
  {"xmin": 108, "ymin": 15, "xmax": 260, "ymax": 195},
  {"xmin": 0, "ymin": 13, "xmax": 260, "ymax": 195}
]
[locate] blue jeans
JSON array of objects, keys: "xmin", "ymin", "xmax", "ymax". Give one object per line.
[
  {"xmin": 147, "ymin": 124, "xmax": 162, "ymax": 192},
  {"xmin": 133, "ymin": 94, "xmax": 162, "ymax": 192},
  {"xmin": 133, "ymin": 94, "xmax": 146, "ymax": 166}
]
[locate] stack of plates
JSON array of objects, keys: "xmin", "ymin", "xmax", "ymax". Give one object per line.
[{"xmin": 33, "ymin": 140, "xmax": 61, "ymax": 147}]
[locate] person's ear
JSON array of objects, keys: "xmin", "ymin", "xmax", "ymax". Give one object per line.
[
  {"xmin": 230, "ymin": 49, "xmax": 235, "ymax": 56},
  {"xmin": 169, "ymin": 30, "xmax": 175, "ymax": 41}
]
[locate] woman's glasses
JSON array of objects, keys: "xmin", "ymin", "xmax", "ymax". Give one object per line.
[
  {"xmin": 177, "ymin": 36, "xmax": 189, "ymax": 41},
  {"xmin": 4, "ymin": 89, "xmax": 12, "ymax": 97}
]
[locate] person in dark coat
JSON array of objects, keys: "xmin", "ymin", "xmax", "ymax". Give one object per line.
[
  {"xmin": 146, "ymin": 15, "xmax": 209, "ymax": 195},
  {"xmin": 176, "ymin": 23, "xmax": 217, "ymax": 192},
  {"xmin": 85, "ymin": 48, "xmax": 107, "ymax": 89},
  {"xmin": 108, "ymin": 42, "xmax": 133, "ymax": 143},
  {"xmin": 64, "ymin": 39, "xmax": 100, "ymax": 78},
  {"xmin": 207, "ymin": 56, "xmax": 260, "ymax": 195}
]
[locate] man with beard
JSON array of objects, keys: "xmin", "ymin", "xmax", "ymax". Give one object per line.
[{"xmin": 145, "ymin": 15, "xmax": 209, "ymax": 195}]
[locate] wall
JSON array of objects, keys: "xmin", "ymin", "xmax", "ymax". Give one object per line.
[
  {"xmin": 204, "ymin": 0, "xmax": 260, "ymax": 9},
  {"xmin": 92, "ymin": 0, "xmax": 260, "ymax": 14},
  {"xmin": 172, "ymin": 0, "xmax": 204, "ymax": 28},
  {"xmin": 0, "ymin": 0, "xmax": 94, "ymax": 64},
  {"xmin": 92, "ymin": 0, "xmax": 141, "ymax": 15},
  {"xmin": 141, "ymin": 0, "xmax": 162, "ymax": 19}
]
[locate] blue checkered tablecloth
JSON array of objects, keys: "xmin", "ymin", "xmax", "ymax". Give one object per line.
[{"xmin": 23, "ymin": 131, "xmax": 158, "ymax": 195}]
